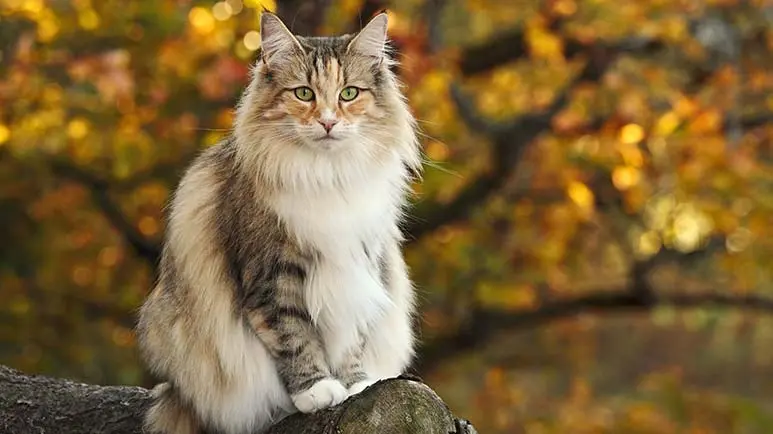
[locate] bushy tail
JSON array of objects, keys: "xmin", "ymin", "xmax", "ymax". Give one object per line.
[{"xmin": 144, "ymin": 383, "xmax": 201, "ymax": 434}]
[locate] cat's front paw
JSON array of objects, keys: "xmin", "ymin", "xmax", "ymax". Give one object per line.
[
  {"xmin": 347, "ymin": 378, "xmax": 378, "ymax": 398},
  {"xmin": 291, "ymin": 378, "xmax": 348, "ymax": 413}
]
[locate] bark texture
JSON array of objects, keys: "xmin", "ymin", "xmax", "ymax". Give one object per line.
[{"xmin": 0, "ymin": 366, "xmax": 472, "ymax": 434}]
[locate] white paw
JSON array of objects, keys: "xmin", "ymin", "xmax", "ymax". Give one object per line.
[
  {"xmin": 291, "ymin": 378, "xmax": 348, "ymax": 413},
  {"xmin": 347, "ymin": 378, "xmax": 377, "ymax": 398}
]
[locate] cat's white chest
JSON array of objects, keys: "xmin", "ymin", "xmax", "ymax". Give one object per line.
[{"xmin": 269, "ymin": 167, "xmax": 404, "ymax": 365}]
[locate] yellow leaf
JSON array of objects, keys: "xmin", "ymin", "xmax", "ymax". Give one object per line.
[
  {"xmin": 188, "ymin": 7, "xmax": 215, "ymax": 34},
  {"xmin": 612, "ymin": 166, "xmax": 640, "ymax": 190},
  {"xmin": 422, "ymin": 70, "xmax": 451, "ymax": 95},
  {"xmin": 636, "ymin": 231, "xmax": 662, "ymax": 256},
  {"xmin": 662, "ymin": 16, "xmax": 687, "ymax": 42},
  {"xmin": 567, "ymin": 181, "xmax": 594, "ymax": 212},
  {"xmin": 386, "ymin": 10, "xmax": 409, "ymax": 34},
  {"xmin": 675, "ymin": 95, "xmax": 699, "ymax": 118},
  {"xmin": 619, "ymin": 145, "xmax": 644, "ymax": 167},
  {"xmin": 553, "ymin": 0, "xmax": 577, "ymax": 16},
  {"xmin": 689, "ymin": 110, "xmax": 723, "ymax": 134},
  {"xmin": 619, "ymin": 123, "xmax": 645, "ymax": 144},
  {"xmin": 78, "ymin": 9, "xmax": 100, "ymax": 30},
  {"xmin": 0, "ymin": 124, "xmax": 10, "ymax": 145},
  {"xmin": 67, "ymin": 118, "xmax": 90, "ymax": 140},
  {"xmin": 654, "ymin": 111, "xmax": 680, "ymax": 136},
  {"xmin": 526, "ymin": 24, "xmax": 564, "ymax": 62},
  {"xmin": 258, "ymin": 0, "xmax": 276, "ymax": 12},
  {"xmin": 37, "ymin": 13, "xmax": 60, "ymax": 42}
]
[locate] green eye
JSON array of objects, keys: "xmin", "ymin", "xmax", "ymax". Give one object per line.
[
  {"xmin": 339, "ymin": 87, "xmax": 359, "ymax": 102},
  {"xmin": 294, "ymin": 87, "xmax": 314, "ymax": 102}
]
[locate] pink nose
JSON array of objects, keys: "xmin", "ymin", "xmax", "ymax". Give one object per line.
[{"xmin": 318, "ymin": 120, "xmax": 338, "ymax": 133}]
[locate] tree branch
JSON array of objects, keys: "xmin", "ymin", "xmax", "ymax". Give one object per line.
[
  {"xmin": 414, "ymin": 237, "xmax": 731, "ymax": 375},
  {"xmin": 731, "ymin": 113, "xmax": 773, "ymax": 131},
  {"xmin": 406, "ymin": 22, "xmax": 767, "ymax": 244},
  {"xmin": 0, "ymin": 365, "xmax": 471, "ymax": 434},
  {"xmin": 414, "ymin": 289, "xmax": 773, "ymax": 375},
  {"xmin": 459, "ymin": 25, "xmax": 666, "ymax": 77},
  {"xmin": 49, "ymin": 161, "xmax": 161, "ymax": 267},
  {"xmin": 404, "ymin": 63, "xmax": 593, "ymax": 243},
  {"xmin": 403, "ymin": 3, "xmax": 663, "ymax": 244}
]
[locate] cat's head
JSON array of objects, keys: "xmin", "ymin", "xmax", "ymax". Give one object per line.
[{"xmin": 234, "ymin": 12, "xmax": 420, "ymax": 190}]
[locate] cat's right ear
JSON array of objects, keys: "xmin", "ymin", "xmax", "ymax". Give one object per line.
[{"xmin": 259, "ymin": 12, "xmax": 304, "ymax": 66}]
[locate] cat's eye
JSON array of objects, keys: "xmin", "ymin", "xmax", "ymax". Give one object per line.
[
  {"xmin": 294, "ymin": 87, "xmax": 315, "ymax": 102},
  {"xmin": 339, "ymin": 87, "xmax": 359, "ymax": 102}
]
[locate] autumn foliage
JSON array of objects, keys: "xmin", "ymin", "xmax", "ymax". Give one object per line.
[{"xmin": 2, "ymin": 0, "xmax": 773, "ymax": 432}]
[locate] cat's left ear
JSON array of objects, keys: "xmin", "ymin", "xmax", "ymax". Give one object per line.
[
  {"xmin": 260, "ymin": 12, "xmax": 304, "ymax": 66},
  {"xmin": 347, "ymin": 12, "xmax": 388, "ymax": 60}
]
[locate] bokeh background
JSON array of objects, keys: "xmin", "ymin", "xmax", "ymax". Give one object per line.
[{"xmin": 2, "ymin": 0, "xmax": 773, "ymax": 432}]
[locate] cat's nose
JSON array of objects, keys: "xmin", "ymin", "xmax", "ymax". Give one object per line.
[{"xmin": 318, "ymin": 120, "xmax": 338, "ymax": 134}]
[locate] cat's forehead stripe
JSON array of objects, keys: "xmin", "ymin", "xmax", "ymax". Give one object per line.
[{"xmin": 328, "ymin": 58, "xmax": 341, "ymax": 85}]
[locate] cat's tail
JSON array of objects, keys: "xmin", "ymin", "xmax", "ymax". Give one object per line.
[{"xmin": 144, "ymin": 382, "xmax": 202, "ymax": 434}]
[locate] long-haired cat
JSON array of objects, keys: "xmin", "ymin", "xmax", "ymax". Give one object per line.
[{"xmin": 135, "ymin": 11, "xmax": 422, "ymax": 434}]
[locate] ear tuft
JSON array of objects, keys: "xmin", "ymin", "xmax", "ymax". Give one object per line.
[
  {"xmin": 347, "ymin": 12, "xmax": 389, "ymax": 59},
  {"xmin": 260, "ymin": 12, "xmax": 304, "ymax": 65}
]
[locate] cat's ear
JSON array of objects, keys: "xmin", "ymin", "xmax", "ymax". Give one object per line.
[
  {"xmin": 347, "ymin": 12, "xmax": 388, "ymax": 60},
  {"xmin": 260, "ymin": 12, "xmax": 304, "ymax": 65}
]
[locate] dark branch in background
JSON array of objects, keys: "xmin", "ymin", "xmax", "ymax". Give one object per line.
[
  {"xmin": 457, "ymin": 3, "xmax": 566, "ymax": 76},
  {"xmin": 403, "ymin": 81, "xmax": 564, "ymax": 242},
  {"xmin": 459, "ymin": 22, "xmax": 666, "ymax": 78},
  {"xmin": 415, "ymin": 236, "xmax": 725, "ymax": 375},
  {"xmin": 404, "ymin": 37, "xmax": 624, "ymax": 243},
  {"xmin": 414, "ymin": 289, "xmax": 773, "ymax": 375},
  {"xmin": 405, "ymin": 10, "xmax": 773, "ymax": 245},
  {"xmin": 458, "ymin": 28, "xmax": 528, "ymax": 76},
  {"xmin": 413, "ymin": 214, "xmax": 730, "ymax": 375},
  {"xmin": 49, "ymin": 160, "xmax": 161, "ymax": 267},
  {"xmin": 400, "ymin": 0, "xmax": 682, "ymax": 245},
  {"xmin": 276, "ymin": 0, "xmax": 334, "ymax": 36},
  {"xmin": 729, "ymin": 113, "xmax": 773, "ymax": 131}
]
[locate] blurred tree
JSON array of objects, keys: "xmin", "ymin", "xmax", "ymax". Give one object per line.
[{"xmin": 2, "ymin": 0, "xmax": 773, "ymax": 432}]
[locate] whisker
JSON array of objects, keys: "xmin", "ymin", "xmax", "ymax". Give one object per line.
[{"xmin": 422, "ymin": 160, "xmax": 462, "ymax": 178}]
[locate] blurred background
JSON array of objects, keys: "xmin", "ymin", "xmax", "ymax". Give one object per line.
[{"xmin": 1, "ymin": 0, "xmax": 773, "ymax": 432}]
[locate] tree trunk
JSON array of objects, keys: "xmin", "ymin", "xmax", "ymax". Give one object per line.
[{"xmin": 0, "ymin": 365, "xmax": 474, "ymax": 434}]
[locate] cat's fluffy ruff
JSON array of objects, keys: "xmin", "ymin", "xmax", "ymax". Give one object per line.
[{"xmin": 136, "ymin": 12, "xmax": 421, "ymax": 434}]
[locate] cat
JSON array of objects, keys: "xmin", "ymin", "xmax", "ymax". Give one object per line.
[{"xmin": 135, "ymin": 11, "xmax": 422, "ymax": 434}]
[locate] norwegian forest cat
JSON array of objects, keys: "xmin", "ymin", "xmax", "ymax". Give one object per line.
[{"xmin": 135, "ymin": 11, "xmax": 422, "ymax": 434}]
